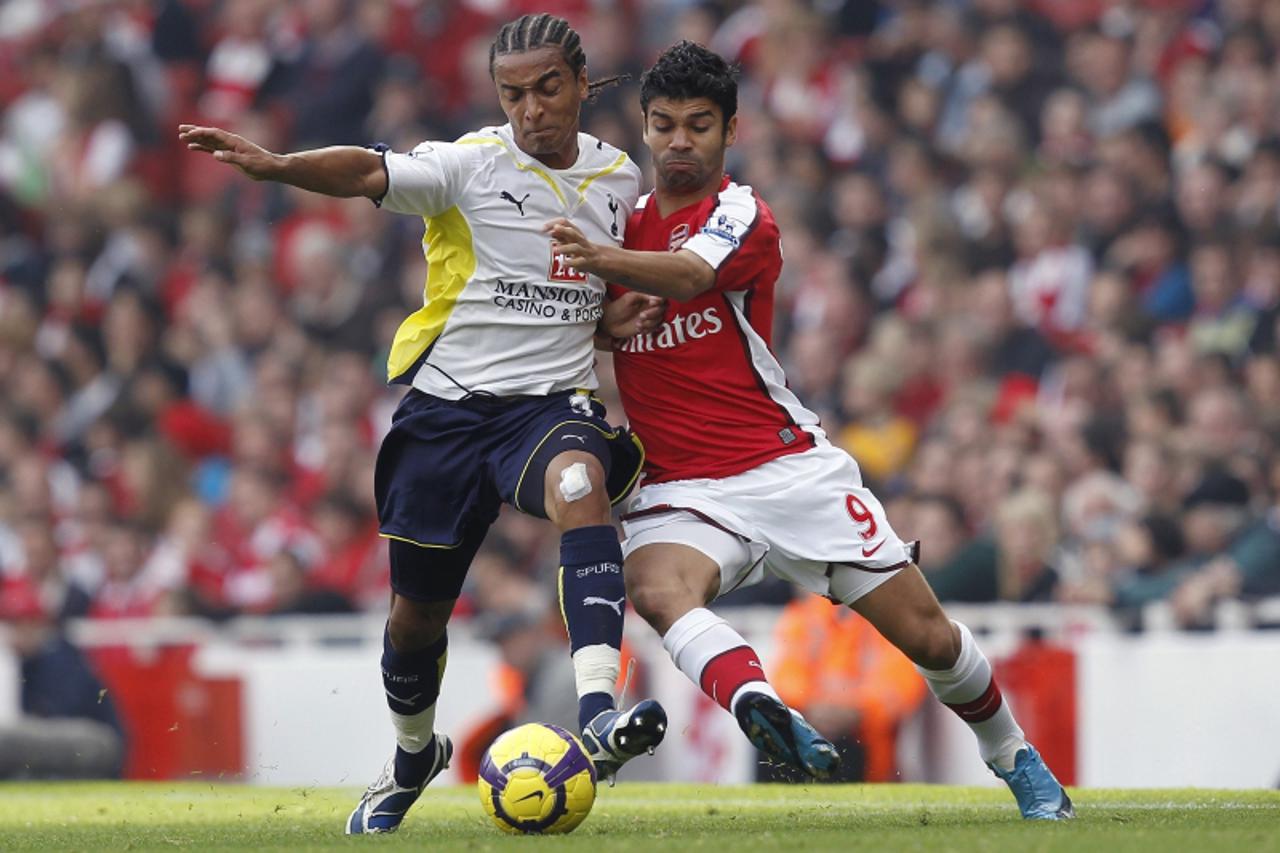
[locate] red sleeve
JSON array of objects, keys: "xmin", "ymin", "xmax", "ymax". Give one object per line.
[
  {"xmin": 712, "ymin": 214, "xmax": 781, "ymax": 293},
  {"xmin": 680, "ymin": 185, "xmax": 781, "ymax": 292}
]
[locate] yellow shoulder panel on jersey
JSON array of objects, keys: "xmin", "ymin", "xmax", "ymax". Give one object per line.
[
  {"xmin": 575, "ymin": 151, "xmax": 630, "ymax": 200},
  {"xmin": 386, "ymin": 205, "xmax": 476, "ymax": 382}
]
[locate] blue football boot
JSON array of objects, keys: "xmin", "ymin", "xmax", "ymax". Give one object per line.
[
  {"xmin": 345, "ymin": 734, "xmax": 452, "ymax": 834},
  {"xmin": 989, "ymin": 745, "xmax": 1075, "ymax": 820},
  {"xmin": 734, "ymin": 691, "xmax": 841, "ymax": 780},
  {"xmin": 581, "ymin": 698, "xmax": 668, "ymax": 784}
]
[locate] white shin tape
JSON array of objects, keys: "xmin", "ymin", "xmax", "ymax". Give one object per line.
[
  {"xmin": 571, "ymin": 643, "xmax": 620, "ymax": 698},
  {"xmin": 389, "ymin": 705, "xmax": 436, "ymax": 754},
  {"xmin": 559, "ymin": 461, "xmax": 593, "ymax": 502}
]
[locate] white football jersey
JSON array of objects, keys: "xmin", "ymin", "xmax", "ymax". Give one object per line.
[{"xmin": 378, "ymin": 124, "xmax": 640, "ymax": 399}]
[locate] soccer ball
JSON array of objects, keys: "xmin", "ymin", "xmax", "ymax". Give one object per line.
[{"xmin": 477, "ymin": 722, "xmax": 597, "ymax": 834}]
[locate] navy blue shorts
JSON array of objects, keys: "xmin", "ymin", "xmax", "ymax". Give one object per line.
[{"xmin": 374, "ymin": 388, "xmax": 644, "ymax": 602}]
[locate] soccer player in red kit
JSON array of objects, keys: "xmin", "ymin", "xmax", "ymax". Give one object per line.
[{"xmin": 548, "ymin": 41, "xmax": 1073, "ymax": 819}]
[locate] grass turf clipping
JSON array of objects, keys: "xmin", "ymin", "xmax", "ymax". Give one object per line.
[{"xmin": 1, "ymin": 783, "xmax": 1277, "ymax": 852}]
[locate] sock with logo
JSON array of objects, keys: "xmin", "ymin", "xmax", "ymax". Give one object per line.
[
  {"xmin": 558, "ymin": 524, "xmax": 625, "ymax": 731},
  {"xmin": 382, "ymin": 625, "xmax": 447, "ymax": 787},
  {"xmin": 917, "ymin": 620, "xmax": 1027, "ymax": 771},
  {"xmin": 662, "ymin": 607, "xmax": 779, "ymax": 713}
]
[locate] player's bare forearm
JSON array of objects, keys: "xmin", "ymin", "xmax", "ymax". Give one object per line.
[
  {"xmin": 178, "ymin": 124, "xmax": 386, "ymax": 199},
  {"xmin": 591, "ymin": 246, "xmax": 714, "ymax": 302},
  {"xmin": 546, "ymin": 218, "xmax": 714, "ymax": 302},
  {"xmin": 275, "ymin": 147, "xmax": 387, "ymax": 198}
]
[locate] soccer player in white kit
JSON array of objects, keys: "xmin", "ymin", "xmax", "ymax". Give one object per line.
[
  {"xmin": 550, "ymin": 42, "xmax": 1074, "ymax": 820},
  {"xmin": 180, "ymin": 13, "xmax": 667, "ymax": 834}
]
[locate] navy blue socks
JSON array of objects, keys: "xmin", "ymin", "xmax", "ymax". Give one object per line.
[
  {"xmin": 558, "ymin": 524, "xmax": 625, "ymax": 730},
  {"xmin": 382, "ymin": 626, "xmax": 447, "ymax": 787}
]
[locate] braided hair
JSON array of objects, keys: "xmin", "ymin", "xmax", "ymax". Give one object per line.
[{"xmin": 488, "ymin": 13, "xmax": 627, "ymax": 99}]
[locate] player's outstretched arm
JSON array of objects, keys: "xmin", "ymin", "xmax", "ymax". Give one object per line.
[
  {"xmin": 177, "ymin": 124, "xmax": 387, "ymax": 200},
  {"xmin": 546, "ymin": 219, "xmax": 714, "ymax": 302}
]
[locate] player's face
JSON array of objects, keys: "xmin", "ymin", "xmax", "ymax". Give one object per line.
[
  {"xmin": 643, "ymin": 97, "xmax": 738, "ymax": 195},
  {"xmin": 493, "ymin": 47, "xmax": 588, "ymax": 167}
]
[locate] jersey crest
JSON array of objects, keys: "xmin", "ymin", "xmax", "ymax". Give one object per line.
[{"xmin": 668, "ymin": 223, "xmax": 691, "ymax": 251}]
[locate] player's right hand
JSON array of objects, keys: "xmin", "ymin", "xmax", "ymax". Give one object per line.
[{"xmin": 178, "ymin": 124, "xmax": 281, "ymax": 181}]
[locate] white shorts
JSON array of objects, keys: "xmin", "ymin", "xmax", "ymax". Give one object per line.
[{"xmin": 620, "ymin": 444, "xmax": 912, "ymax": 606}]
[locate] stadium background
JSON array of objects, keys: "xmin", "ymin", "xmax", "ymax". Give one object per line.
[{"xmin": 0, "ymin": 0, "xmax": 1277, "ymax": 790}]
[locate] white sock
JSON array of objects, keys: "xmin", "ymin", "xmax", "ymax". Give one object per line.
[
  {"xmin": 662, "ymin": 607, "xmax": 778, "ymax": 714},
  {"xmin": 917, "ymin": 620, "xmax": 1026, "ymax": 771}
]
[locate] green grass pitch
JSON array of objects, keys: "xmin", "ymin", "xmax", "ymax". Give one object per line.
[{"xmin": 1, "ymin": 783, "xmax": 1277, "ymax": 852}]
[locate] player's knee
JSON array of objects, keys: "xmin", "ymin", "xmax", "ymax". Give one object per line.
[
  {"xmin": 387, "ymin": 596, "xmax": 453, "ymax": 653},
  {"xmin": 623, "ymin": 573, "xmax": 659, "ymax": 622},
  {"xmin": 550, "ymin": 453, "xmax": 606, "ymax": 494},
  {"xmin": 546, "ymin": 455, "xmax": 610, "ymax": 527},
  {"xmin": 624, "ymin": 574, "xmax": 675, "ymax": 632},
  {"xmin": 626, "ymin": 572, "xmax": 704, "ymax": 635},
  {"xmin": 909, "ymin": 616, "xmax": 960, "ymax": 671}
]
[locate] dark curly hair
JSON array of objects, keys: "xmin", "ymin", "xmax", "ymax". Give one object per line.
[
  {"xmin": 640, "ymin": 41, "xmax": 738, "ymax": 128},
  {"xmin": 489, "ymin": 13, "xmax": 626, "ymax": 98}
]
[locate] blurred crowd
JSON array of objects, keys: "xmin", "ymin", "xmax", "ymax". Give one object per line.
[{"xmin": 0, "ymin": 0, "xmax": 1278, "ymax": 664}]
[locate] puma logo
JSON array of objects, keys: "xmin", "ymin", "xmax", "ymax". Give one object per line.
[
  {"xmin": 583, "ymin": 595, "xmax": 625, "ymax": 616},
  {"xmin": 500, "ymin": 190, "xmax": 530, "ymax": 215}
]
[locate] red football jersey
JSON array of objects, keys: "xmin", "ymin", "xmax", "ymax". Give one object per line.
[{"xmin": 611, "ymin": 177, "xmax": 821, "ymax": 484}]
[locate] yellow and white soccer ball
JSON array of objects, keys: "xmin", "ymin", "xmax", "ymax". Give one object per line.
[{"xmin": 477, "ymin": 722, "xmax": 597, "ymax": 834}]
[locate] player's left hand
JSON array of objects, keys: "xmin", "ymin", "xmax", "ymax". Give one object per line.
[
  {"xmin": 545, "ymin": 218, "xmax": 604, "ymax": 274},
  {"xmin": 601, "ymin": 291, "xmax": 666, "ymax": 339},
  {"xmin": 178, "ymin": 124, "xmax": 282, "ymax": 181}
]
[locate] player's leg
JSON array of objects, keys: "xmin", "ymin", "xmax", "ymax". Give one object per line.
[
  {"xmin": 626, "ymin": 539, "xmax": 771, "ymax": 707},
  {"xmin": 500, "ymin": 392, "xmax": 663, "ymax": 779},
  {"xmin": 540, "ymin": 447, "xmax": 667, "ymax": 778},
  {"xmin": 846, "ymin": 565, "xmax": 1073, "ymax": 819},
  {"xmin": 347, "ymin": 531, "xmax": 480, "ymax": 834},
  {"xmin": 744, "ymin": 446, "xmax": 1069, "ymax": 815},
  {"xmin": 352, "ymin": 386, "xmax": 496, "ymax": 834},
  {"xmin": 846, "ymin": 567, "xmax": 1021, "ymax": 759},
  {"xmin": 543, "ymin": 448, "xmax": 624, "ymax": 727},
  {"xmin": 383, "ymin": 584, "xmax": 455, "ymax": 787},
  {"xmin": 623, "ymin": 521, "xmax": 839, "ymax": 779}
]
